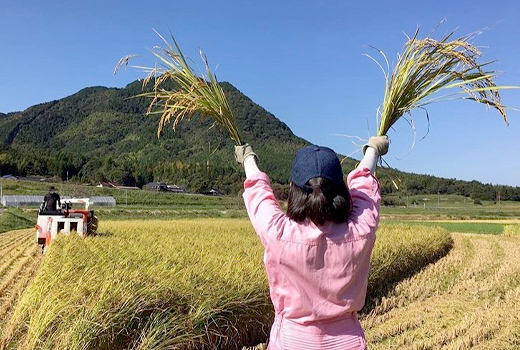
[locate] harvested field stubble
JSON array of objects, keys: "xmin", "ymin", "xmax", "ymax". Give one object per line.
[
  {"xmin": 1, "ymin": 220, "xmax": 452, "ymax": 350},
  {"xmin": 362, "ymin": 232, "xmax": 520, "ymax": 349},
  {"xmin": 366, "ymin": 223, "xmax": 453, "ymax": 311},
  {"xmin": 0, "ymin": 229, "xmax": 42, "ymax": 338}
]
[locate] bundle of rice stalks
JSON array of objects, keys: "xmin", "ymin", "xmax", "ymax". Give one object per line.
[
  {"xmin": 371, "ymin": 28, "xmax": 513, "ymax": 137},
  {"xmin": 115, "ymin": 31, "xmax": 242, "ymax": 145}
]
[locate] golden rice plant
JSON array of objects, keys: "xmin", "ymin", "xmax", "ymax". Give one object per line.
[
  {"xmin": 503, "ymin": 224, "xmax": 520, "ymax": 236},
  {"xmin": 1, "ymin": 220, "xmax": 452, "ymax": 350},
  {"xmin": 370, "ymin": 27, "xmax": 514, "ymax": 137},
  {"xmin": 115, "ymin": 31, "xmax": 242, "ymax": 144},
  {"xmin": 365, "ymin": 222, "xmax": 452, "ymax": 311}
]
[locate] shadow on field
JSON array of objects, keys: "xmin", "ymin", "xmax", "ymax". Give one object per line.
[
  {"xmin": 84, "ymin": 288, "xmax": 273, "ymax": 350},
  {"xmin": 362, "ymin": 238, "xmax": 454, "ymax": 314}
]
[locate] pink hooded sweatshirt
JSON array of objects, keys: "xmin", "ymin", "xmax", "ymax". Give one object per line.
[{"xmin": 243, "ymin": 166, "xmax": 381, "ymax": 350}]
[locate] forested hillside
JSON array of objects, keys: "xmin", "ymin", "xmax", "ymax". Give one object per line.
[
  {"xmin": 0, "ymin": 81, "xmax": 316, "ymax": 194},
  {"xmin": 0, "ymin": 80, "xmax": 519, "ymax": 200},
  {"xmin": 379, "ymin": 169, "xmax": 520, "ymax": 202}
]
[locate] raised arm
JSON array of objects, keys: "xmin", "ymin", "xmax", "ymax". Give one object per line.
[
  {"xmin": 358, "ymin": 136, "xmax": 389, "ymax": 174},
  {"xmin": 234, "ymin": 143, "xmax": 287, "ymax": 243}
]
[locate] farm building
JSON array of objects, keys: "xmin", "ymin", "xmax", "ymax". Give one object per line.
[
  {"xmin": 143, "ymin": 182, "xmax": 188, "ymax": 193},
  {"xmin": 90, "ymin": 196, "xmax": 117, "ymax": 206},
  {"xmin": 97, "ymin": 182, "xmax": 139, "ymax": 190},
  {"xmin": 97, "ymin": 181, "xmax": 122, "ymax": 188},
  {"xmin": 1, "ymin": 195, "xmax": 116, "ymax": 207},
  {"xmin": 0, "ymin": 175, "xmax": 18, "ymax": 181},
  {"xmin": 1, "ymin": 195, "xmax": 46, "ymax": 207},
  {"xmin": 167, "ymin": 184, "xmax": 187, "ymax": 193},
  {"xmin": 203, "ymin": 189, "xmax": 220, "ymax": 196},
  {"xmin": 0, "ymin": 175, "xmax": 47, "ymax": 182},
  {"xmin": 18, "ymin": 176, "xmax": 47, "ymax": 182},
  {"xmin": 143, "ymin": 182, "xmax": 167, "ymax": 191}
]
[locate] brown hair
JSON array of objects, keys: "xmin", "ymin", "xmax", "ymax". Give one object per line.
[{"xmin": 286, "ymin": 177, "xmax": 351, "ymax": 226}]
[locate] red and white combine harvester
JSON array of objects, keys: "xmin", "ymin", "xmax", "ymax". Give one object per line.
[{"xmin": 35, "ymin": 198, "xmax": 98, "ymax": 253}]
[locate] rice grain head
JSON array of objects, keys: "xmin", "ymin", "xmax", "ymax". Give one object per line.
[
  {"xmin": 115, "ymin": 31, "xmax": 243, "ymax": 145},
  {"xmin": 375, "ymin": 28, "xmax": 512, "ymax": 137}
]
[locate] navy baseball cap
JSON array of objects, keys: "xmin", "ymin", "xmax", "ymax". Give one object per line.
[{"xmin": 291, "ymin": 145, "xmax": 344, "ymax": 192}]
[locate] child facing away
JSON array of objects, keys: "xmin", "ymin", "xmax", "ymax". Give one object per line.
[{"xmin": 234, "ymin": 136, "xmax": 389, "ymax": 350}]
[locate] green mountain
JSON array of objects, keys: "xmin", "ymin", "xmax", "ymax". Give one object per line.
[
  {"xmin": 0, "ymin": 80, "xmax": 519, "ymax": 200},
  {"xmin": 0, "ymin": 81, "xmax": 328, "ymax": 194}
]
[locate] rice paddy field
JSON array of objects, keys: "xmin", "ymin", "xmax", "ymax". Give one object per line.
[
  {"xmin": 0, "ymin": 229, "xmax": 42, "ymax": 338},
  {"xmin": 362, "ymin": 230, "xmax": 520, "ymax": 349},
  {"xmin": 0, "ymin": 219, "xmax": 453, "ymax": 350},
  {"xmin": 1, "ymin": 180, "xmax": 520, "ymax": 349}
]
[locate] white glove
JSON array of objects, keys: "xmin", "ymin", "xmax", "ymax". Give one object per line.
[
  {"xmin": 234, "ymin": 143, "xmax": 257, "ymax": 165},
  {"xmin": 362, "ymin": 136, "xmax": 389, "ymax": 156}
]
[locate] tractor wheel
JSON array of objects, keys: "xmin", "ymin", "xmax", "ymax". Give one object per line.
[{"xmin": 87, "ymin": 216, "xmax": 98, "ymax": 235}]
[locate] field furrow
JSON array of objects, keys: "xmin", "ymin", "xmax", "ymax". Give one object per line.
[
  {"xmin": 0, "ymin": 249, "xmax": 29, "ymax": 285},
  {"xmin": 0, "ymin": 245, "xmax": 41, "ymax": 321},
  {"xmin": 0, "ymin": 239, "xmax": 34, "ymax": 283},
  {"xmin": 0, "ymin": 235, "xmax": 26, "ymax": 252},
  {"xmin": 0, "ymin": 229, "xmax": 41, "ymax": 336},
  {"xmin": 0, "ymin": 230, "xmax": 34, "ymax": 258},
  {"xmin": 0, "ymin": 244, "xmax": 38, "ymax": 297},
  {"xmin": 362, "ymin": 233, "xmax": 520, "ymax": 349}
]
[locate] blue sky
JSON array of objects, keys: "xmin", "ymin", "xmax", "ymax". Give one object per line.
[{"xmin": 1, "ymin": 0, "xmax": 519, "ymax": 186}]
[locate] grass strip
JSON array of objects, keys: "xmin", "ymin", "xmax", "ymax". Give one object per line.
[
  {"xmin": 384, "ymin": 220, "xmax": 505, "ymax": 235},
  {"xmin": 0, "ymin": 209, "xmax": 34, "ymax": 234}
]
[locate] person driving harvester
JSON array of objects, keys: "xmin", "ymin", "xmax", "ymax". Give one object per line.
[{"xmin": 41, "ymin": 186, "xmax": 62, "ymax": 214}]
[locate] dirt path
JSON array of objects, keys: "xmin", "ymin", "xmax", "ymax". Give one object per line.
[
  {"xmin": 0, "ymin": 229, "xmax": 42, "ymax": 337},
  {"xmin": 362, "ymin": 232, "xmax": 520, "ymax": 349}
]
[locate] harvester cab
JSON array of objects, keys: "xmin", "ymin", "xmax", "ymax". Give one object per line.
[{"xmin": 35, "ymin": 198, "xmax": 98, "ymax": 253}]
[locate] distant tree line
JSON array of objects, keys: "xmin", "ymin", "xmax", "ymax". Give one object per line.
[
  {"xmin": 0, "ymin": 81, "xmax": 305, "ymax": 194},
  {"xmin": 377, "ymin": 170, "xmax": 520, "ymax": 202}
]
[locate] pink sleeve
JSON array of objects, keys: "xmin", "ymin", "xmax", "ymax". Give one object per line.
[
  {"xmin": 347, "ymin": 167, "xmax": 381, "ymax": 231},
  {"xmin": 242, "ymin": 172, "xmax": 287, "ymax": 243}
]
